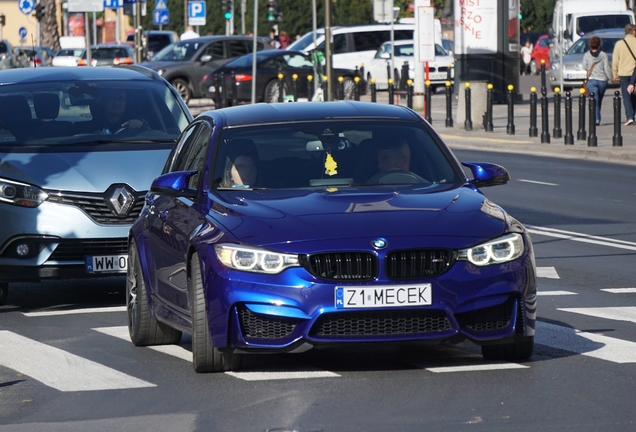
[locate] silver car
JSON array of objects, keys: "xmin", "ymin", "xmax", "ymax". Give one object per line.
[
  {"xmin": 548, "ymin": 28, "xmax": 622, "ymax": 92},
  {"xmin": 0, "ymin": 66, "xmax": 191, "ymax": 304}
]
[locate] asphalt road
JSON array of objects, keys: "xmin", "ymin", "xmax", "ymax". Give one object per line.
[{"xmin": 1, "ymin": 150, "xmax": 635, "ymax": 431}]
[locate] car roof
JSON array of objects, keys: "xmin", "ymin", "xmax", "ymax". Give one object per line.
[
  {"xmin": 209, "ymin": 101, "xmax": 421, "ymax": 128},
  {"xmin": 581, "ymin": 28, "xmax": 626, "ymax": 38},
  {"xmin": 0, "ymin": 67, "xmax": 158, "ymax": 84}
]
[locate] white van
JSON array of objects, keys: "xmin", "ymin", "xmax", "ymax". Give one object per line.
[{"xmin": 287, "ymin": 23, "xmax": 414, "ymax": 71}]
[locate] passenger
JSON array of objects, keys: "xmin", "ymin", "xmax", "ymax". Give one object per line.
[
  {"xmin": 223, "ymin": 139, "xmax": 261, "ymax": 187},
  {"xmin": 376, "ymin": 139, "xmax": 411, "ymax": 172}
]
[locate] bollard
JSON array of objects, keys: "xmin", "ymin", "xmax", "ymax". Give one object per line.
[
  {"xmin": 278, "ymin": 73, "xmax": 284, "ymax": 102},
  {"xmin": 540, "ymin": 60, "xmax": 547, "ymax": 95},
  {"xmin": 220, "ymin": 72, "xmax": 227, "ymax": 108},
  {"xmin": 370, "ymin": 78, "xmax": 377, "ymax": 103},
  {"xmin": 564, "ymin": 91, "xmax": 574, "ymax": 145},
  {"xmin": 577, "ymin": 87, "xmax": 586, "ymax": 141},
  {"xmin": 338, "ymin": 76, "xmax": 345, "ymax": 100},
  {"xmin": 446, "ymin": 64, "xmax": 452, "ymax": 83},
  {"xmin": 307, "ymin": 74, "xmax": 314, "ymax": 100},
  {"xmin": 425, "ymin": 80, "xmax": 432, "ymax": 123},
  {"xmin": 484, "ymin": 83, "xmax": 494, "ymax": 132},
  {"xmin": 214, "ymin": 73, "xmax": 221, "ymax": 109},
  {"xmin": 540, "ymin": 88, "xmax": 550, "ymax": 143},
  {"xmin": 322, "ymin": 75, "xmax": 329, "ymax": 101},
  {"xmin": 529, "ymin": 86, "xmax": 538, "ymax": 137},
  {"xmin": 553, "ymin": 87, "xmax": 562, "ymax": 139},
  {"xmin": 506, "ymin": 84, "xmax": 515, "ymax": 135},
  {"xmin": 359, "ymin": 64, "xmax": 365, "ymax": 81},
  {"xmin": 386, "ymin": 63, "xmax": 391, "ymax": 86},
  {"xmin": 292, "ymin": 74, "xmax": 298, "ymax": 102},
  {"xmin": 231, "ymin": 70, "xmax": 238, "ymax": 106},
  {"xmin": 401, "ymin": 62, "xmax": 409, "ymax": 91},
  {"xmin": 354, "ymin": 76, "xmax": 361, "ymax": 101},
  {"xmin": 445, "ymin": 81, "xmax": 453, "ymax": 127},
  {"xmin": 407, "ymin": 79, "xmax": 413, "ymax": 109},
  {"xmin": 613, "ymin": 90, "xmax": 623, "ymax": 147},
  {"xmin": 588, "ymin": 92, "xmax": 597, "ymax": 147},
  {"xmin": 388, "ymin": 79, "xmax": 395, "ymax": 105},
  {"xmin": 464, "ymin": 82, "xmax": 473, "ymax": 131}
]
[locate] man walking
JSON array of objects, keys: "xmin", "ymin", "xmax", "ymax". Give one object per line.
[{"xmin": 612, "ymin": 24, "xmax": 636, "ymax": 125}]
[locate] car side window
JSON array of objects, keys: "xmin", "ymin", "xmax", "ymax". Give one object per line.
[
  {"xmin": 228, "ymin": 40, "xmax": 250, "ymax": 57},
  {"xmin": 182, "ymin": 124, "xmax": 212, "ymax": 190},
  {"xmin": 203, "ymin": 42, "xmax": 225, "ymax": 60},
  {"xmin": 169, "ymin": 124, "xmax": 200, "ymax": 172},
  {"xmin": 333, "ymin": 34, "xmax": 348, "ymax": 54},
  {"xmin": 353, "ymin": 31, "xmax": 388, "ymax": 52}
]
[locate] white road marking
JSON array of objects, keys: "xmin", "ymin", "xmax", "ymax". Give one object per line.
[
  {"xmin": 527, "ymin": 226, "xmax": 636, "ymax": 252},
  {"xmin": 426, "ymin": 363, "xmax": 529, "ymax": 373},
  {"xmin": 518, "ymin": 179, "xmax": 559, "ymax": 186},
  {"xmin": 535, "ymin": 321, "xmax": 636, "ymax": 364},
  {"xmin": 225, "ymin": 371, "xmax": 340, "ymax": 381},
  {"xmin": 24, "ymin": 306, "xmax": 126, "ymax": 317},
  {"xmin": 93, "ymin": 326, "xmax": 192, "ymax": 361},
  {"xmin": 536, "ymin": 266, "xmax": 560, "ymax": 279},
  {"xmin": 0, "ymin": 330, "xmax": 155, "ymax": 391},
  {"xmin": 558, "ymin": 307, "xmax": 636, "ymax": 325},
  {"xmin": 538, "ymin": 291, "xmax": 577, "ymax": 296},
  {"xmin": 602, "ymin": 288, "xmax": 636, "ymax": 294}
]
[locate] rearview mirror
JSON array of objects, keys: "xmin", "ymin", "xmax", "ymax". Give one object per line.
[
  {"xmin": 150, "ymin": 170, "xmax": 198, "ymax": 198},
  {"xmin": 462, "ymin": 162, "xmax": 510, "ymax": 188}
]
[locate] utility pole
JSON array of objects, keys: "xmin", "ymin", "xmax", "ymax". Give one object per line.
[{"xmin": 325, "ymin": 0, "xmax": 333, "ymax": 100}]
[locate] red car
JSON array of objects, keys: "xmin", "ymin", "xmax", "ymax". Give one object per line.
[{"xmin": 530, "ymin": 34, "xmax": 551, "ymax": 74}]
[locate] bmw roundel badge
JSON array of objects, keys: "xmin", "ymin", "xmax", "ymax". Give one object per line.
[{"xmin": 372, "ymin": 238, "xmax": 387, "ymax": 249}]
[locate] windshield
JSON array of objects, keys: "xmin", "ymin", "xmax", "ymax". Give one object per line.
[
  {"xmin": 576, "ymin": 15, "xmax": 632, "ymax": 36},
  {"xmin": 152, "ymin": 40, "xmax": 203, "ymax": 61},
  {"xmin": 212, "ymin": 121, "xmax": 461, "ymax": 190},
  {"xmin": 0, "ymin": 79, "xmax": 189, "ymax": 147},
  {"xmin": 287, "ymin": 30, "xmax": 324, "ymax": 52},
  {"xmin": 567, "ymin": 36, "xmax": 621, "ymax": 55}
]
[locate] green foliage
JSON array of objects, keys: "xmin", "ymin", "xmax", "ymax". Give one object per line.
[{"xmin": 520, "ymin": 0, "xmax": 556, "ymax": 33}]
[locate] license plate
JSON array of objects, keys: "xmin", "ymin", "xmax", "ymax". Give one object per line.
[
  {"xmin": 335, "ymin": 284, "xmax": 432, "ymax": 309},
  {"xmin": 567, "ymin": 73, "xmax": 586, "ymax": 80},
  {"xmin": 86, "ymin": 255, "xmax": 127, "ymax": 274}
]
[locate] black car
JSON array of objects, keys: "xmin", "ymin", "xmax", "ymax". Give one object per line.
[
  {"xmin": 200, "ymin": 50, "xmax": 366, "ymax": 104},
  {"xmin": 139, "ymin": 36, "xmax": 272, "ymax": 103}
]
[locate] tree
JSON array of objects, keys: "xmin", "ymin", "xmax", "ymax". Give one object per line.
[
  {"xmin": 520, "ymin": 0, "xmax": 556, "ymax": 33},
  {"xmin": 40, "ymin": 0, "xmax": 61, "ymax": 51}
]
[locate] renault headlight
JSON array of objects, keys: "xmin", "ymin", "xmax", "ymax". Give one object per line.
[
  {"xmin": 0, "ymin": 178, "xmax": 48, "ymax": 208},
  {"xmin": 457, "ymin": 233, "xmax": 524, "ymax": 266},
  {"xmin": 215, "ymin": 244, "xmax": 299, "ymax": 274}
]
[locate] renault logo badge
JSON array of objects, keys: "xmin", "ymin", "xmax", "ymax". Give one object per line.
[
  {"xmin": 372, "ymin": 238, "xmax": 387, "ymax": 249},
  {"xmin": 109, "ymin": 186, "xmax": 134, "ymax": 216}
]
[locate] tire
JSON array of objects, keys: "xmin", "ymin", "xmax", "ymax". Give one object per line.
[
  {"xmin": 127, "ymin": 239, "xmax": 182, "ymax": 346},
  {"xmin": 0, "ymin": 283, "xmax": 8, "ymax": 306},
  {"xmin": 190, "ymin": 253, "xmax": 242, "ymax": 373},
  {"xmin": 264, "ymin": 79, "xmax": 289, "ymax": 103},
  {"xmin": 171, "ymin": 78, "xmax": 191, "ymax": 104},
  {"xmin": 481, "ymin": 336, "xmax": 534, "ymax": 361},
  {"xmin": 529, "ymin": 60, "xmax": 538, "ymax": 75}
]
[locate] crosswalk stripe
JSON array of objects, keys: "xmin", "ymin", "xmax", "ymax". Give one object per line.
[
  {"xmin": 535, "ymin": 321, "xmax": 636, "ymax": 364},
  {"xmin": 93, "ymin": 326, "xmax": 192, "ymax": 361},
  {"xmin": 225, "ymin": 371, "xmax": 340, "ymax": 381},
  {"xmin": 558, "ymin": 307, "xmax": 636, "ymax": 325},
  {"xmin": 602, "ymin": 288, "xmax": 636, "ymax": 294},
  {"xmin": 0, "ymin": 330, "xmax": 155, "ymax": 391},
  {"xmin": 536, "ymin": 267, "xmax": 560, "ymax": 279},
  {"xmin": 538, "ymin": 291, "xmax": 577, "ymax": 296},
  {"xmin": 426, "ymin": 363, "xmax": 529, "ymax": 373},
  {"xmin": 24, "ymin": 306, "xmax": 127, "ymax": 317}
]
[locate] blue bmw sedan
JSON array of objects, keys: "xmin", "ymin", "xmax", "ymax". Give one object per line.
[{"xmin": 128, "ymin": 102, "xmax": 537, "ymax": 372}]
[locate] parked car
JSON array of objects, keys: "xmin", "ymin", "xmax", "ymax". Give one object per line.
[
  {"xmin": 0, "ymin": 66, "xmax": 192, "ymax": 305},
  {"xmin": 0, "ymin": 40, "xmax": 22, "ymax": 70},
  {"xmin": 365, "ymin": 40, "xmax": 453, "ymax": 92},
  {"xmin": 77, "ymin": 44, "xmax": 135, "ymax": 67},
  {"xmin": 200, "ymin": 49, "xmax": 365, "ymax": 104},
  {"xmin": 126, "ymin": 30, "xmax": 180, "ymax": 61},
  {"xmin": 140, "ymin": 36, "xmax": 273, "ymax": 103},
  {"xmin": 529, "ymin": 34, "xmax": 551, "ymax": 74},
  {"xmin": 16, "ymin": 46, "xmax": 56, "ymax": 67},
  {"xmin": 126, "ymin": 101, "xmax": 537, "ymax": 373},
  {"xmin": 52, "ymin": 47, "xmax": 85, "ymax": 67},
  {"xmin": 549, "ymin": 28, "xmax": 623, "ymax": 91}
]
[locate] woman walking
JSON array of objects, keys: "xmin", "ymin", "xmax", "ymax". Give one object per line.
[{"xmin": 583, "ymin": 36, "xmax": 613, "ymax": 125}]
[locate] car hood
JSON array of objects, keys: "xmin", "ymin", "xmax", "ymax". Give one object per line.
[
  {"xmin": 0, "ymin": 147, "xmax": 171, "ymax": 192},
  {"xmin": 211, "ymin": 187, "xmax": 510, "ymax": 247},
  {"xmin": 139, "ymin": 60, "xmax": 186, "ymax": 71}
]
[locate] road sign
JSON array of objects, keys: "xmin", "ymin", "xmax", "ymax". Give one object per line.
[
  {"xmin": 68, "ymin": 0, "xmax": 104, "ymax": 12},
  {"xmin": 188, "ymin": 1, "xmax": 206, "ymax": 26},
  {"xmin": 153, "ymin": 9, "xmax": 169, "ymax": 25},
  {"xmin": 104, "ymin": 0, "xmax": 123, "ymax": 8},
  {"xmin": 155, "ymin": 0, "xmax": 167, "ymax": 10},
  {"xmin": 19, "ymin": 27, "xmax": 27, "ymax": 39},
  {"xmin": 18, "ymin": 0, "xmax": 35, "ymax": 15}
]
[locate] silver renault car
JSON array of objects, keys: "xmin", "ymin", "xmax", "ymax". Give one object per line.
[{"xmin": 0, "ymin": 66, "xmax": 191, "ymax": 304}]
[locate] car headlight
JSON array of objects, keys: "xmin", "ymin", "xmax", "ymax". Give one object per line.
[
  {"xmin": 457, "ymin": 233, "xmax": 524, "ymax": 266},
  {"xmin": 0, "ymin": 178, "xmax": 48, "ymax": 208},
  {"xmin": 157, "ymin": 69, "xmax": 165, "ymax": 76},
  {"xmin": 551, "ymin": 62, "xmax": 560, "ymax": 70},
  {"xmin": 215, "ymin": 244, "xmax": 299, "ymax": 274}
]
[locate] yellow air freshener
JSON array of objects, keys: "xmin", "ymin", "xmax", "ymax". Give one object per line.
[{"xmin": 324, "ymin": 152, "xmax": 338, "ymax": 176}]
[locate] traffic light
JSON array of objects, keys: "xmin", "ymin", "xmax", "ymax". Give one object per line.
[
  {"xmin": 34, "ymin": 3, "xmax": 45, "ymax": 22},
  {"xmin": 0, "ymin": 14, "xmax": 5, "ymax": 26},
  {"xmin": 222, "ymin": 0, "xmax": 233, "ymax": 20},
  {"xmin": 266, "ymin": 0, "xmax": 277, "ymax": 22}
]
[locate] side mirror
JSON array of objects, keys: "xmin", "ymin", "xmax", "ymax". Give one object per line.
[
  {"xmin": 563, "ymin": 30, "xmax": 571, "ymax": 40},
  {"xmin": 200, "ymin": 54, "xmax": 212, "ymax": 63},
  {"xmin": 462, "ymin": 162, "xmax": 510, "ymax": 188},
  {"xmin": 150, "ymin": 170, "xmax": 198, "ymax": 198},
  {"xmin": 380, "ymin": 52, "xmax": 391, "ymax": 59}
]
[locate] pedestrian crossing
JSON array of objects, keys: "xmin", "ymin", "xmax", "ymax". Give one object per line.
[{"xmin": 1, "ymin": 266, "xmax": 635, "ymax": 392}]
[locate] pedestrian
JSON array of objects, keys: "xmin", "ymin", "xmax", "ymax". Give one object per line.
[
  {"xmin": 612, "ymin": 23, "xmax": 636, "ymax": 125},
  {"xmin": 279, "ymin": 30, "xmax": 291, "ymax": 49},
  {"xmin": 582, "ymin": 36, "xmax": 612, "ymax": 126},
  {"xmin": 269, "ymin": 28, "xmax": 281, "ymax": 49},
  {"xmin": 180, "ymin": 26, "xmax": 200, "ymax": 41},
  {"xmin": 520, "ymin": 40, "xmax": 533, "ymax": 75}
]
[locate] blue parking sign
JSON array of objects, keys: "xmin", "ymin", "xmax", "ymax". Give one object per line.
[
  {"xmin": 188, "ymin": 1, "xmax": 206, "ymax": 26},
  {"xmin": 104, "ymin": 0, "xmax": 123, "ymax": 8},
  {"xmin": 153, "ymin": 9, "xmax": 169, "ymax": 25}
]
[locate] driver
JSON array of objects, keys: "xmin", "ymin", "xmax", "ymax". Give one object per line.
[
  {"xmin": 377, "ymin": 139, "xmax": 411, "ymax": 172},
  {"xmin": 98, "ymin": 89, "xmax": 146, "ymax": 134}
]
